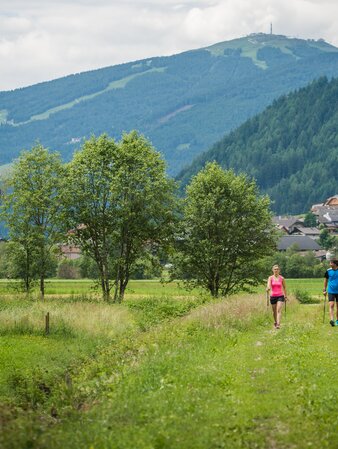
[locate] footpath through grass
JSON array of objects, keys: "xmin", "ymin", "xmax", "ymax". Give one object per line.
[{"xmin": 1, "ymin": 293, "xmax": 336, "ymax": 449}]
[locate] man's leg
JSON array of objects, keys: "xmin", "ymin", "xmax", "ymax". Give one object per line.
[{"xmin": 329, "ymin": 300, "xmax": 335, "ymax": 326}]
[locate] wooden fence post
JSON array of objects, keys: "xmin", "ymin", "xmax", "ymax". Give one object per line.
[{"xmin": 45, "ymin": 312, "xmax": 50, "ymax": 335}]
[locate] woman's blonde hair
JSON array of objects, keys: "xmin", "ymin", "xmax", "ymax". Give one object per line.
[{"xmin": 272, "ymin": 264, "xmax": 280, "ymax": 270}]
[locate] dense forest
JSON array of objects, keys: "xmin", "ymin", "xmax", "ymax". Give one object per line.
[
  {"xmin": 178, "ymin": 76, "xmax": 338, "ymax": 214},
  {"xmin": 1, "ymin": 34, "xmax": 338, "ymax": 175}
]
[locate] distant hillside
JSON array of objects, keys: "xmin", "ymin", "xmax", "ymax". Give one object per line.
[
  {"xmin": 1, "ymin": 33, "xmax": 338, "ymax": 174},
  {"xmin": 177, "ymin": 76, "xmax": 338, "ymax": 214}
]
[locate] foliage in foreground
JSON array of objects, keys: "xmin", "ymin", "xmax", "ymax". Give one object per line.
[{"xmin": 0, "ymin": 294, "xmax": 336, "ymax": 449}]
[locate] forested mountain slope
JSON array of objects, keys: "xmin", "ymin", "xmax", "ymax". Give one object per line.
[
  {"xmin": 178, "ymin": 76, "xmax": 338, "ymax": 214},
  {"xmin": 1, "ymin": 34, "xmax": 338, "ymax": 174}
]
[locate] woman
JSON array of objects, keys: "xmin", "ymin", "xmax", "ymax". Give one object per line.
[{"xmin": 266, "ymin": 264, "xmax": 287, "ymax": 329}]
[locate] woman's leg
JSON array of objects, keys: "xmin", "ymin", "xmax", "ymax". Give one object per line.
[
  {"xmin": 271, "ymin": 303, "xmax": 277, "ymax": 325},
  {"xmin": 276, "ymin": 301, "xmax": 283, "ymax": 327}
]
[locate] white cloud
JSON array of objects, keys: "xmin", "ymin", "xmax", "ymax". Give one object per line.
[{"xmin": 0, "ymin": 0, "xmax": 338, "ymax": 91}]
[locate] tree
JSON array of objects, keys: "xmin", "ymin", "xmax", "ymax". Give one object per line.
[
  {"xmin": 303, "ymin": 211, "xmax": 317, "ymax": 227},
  {"xmin": 63, "ymin": 132, "xmax": 177, "ymax": 302},
  {"xmin": 1, "ymin": 144, "xmax": 63, "ymax": 297},
  {"xmin": 109, "ymin": 131, "xmax": 177, "ymax": 301},
  {"xmin": 318, "ymin": 227, "xmax": 337, "ymax": 250},
  {"xmin": 175, "ymin": 162, "xmax": 276, "ymax": 297},
  {"xmin": 62, "ymin": 134, "xmax": 118, "ymax": 301}
]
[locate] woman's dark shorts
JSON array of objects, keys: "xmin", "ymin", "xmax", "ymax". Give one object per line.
[
  {"xmin": 270, "ymin": 296, "xmax": 285, "ymax": 305},
  {"xmin": 328, "ymin": 293, "xmax": 338, "ymax": 302}
]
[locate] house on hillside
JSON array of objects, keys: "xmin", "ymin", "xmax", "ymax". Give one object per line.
[
  {"xmin": 277, "ymin": 235, "xmax": 322, "ymax": 253},
  {"xmin": 324, "ymin": 195, "xmax": 338, "ymax": 207},
  {"xmin": 289, "ymin": 226, "xmax": 321, "ymax": 240},
  {"xmin": 318, "ymin": 210, "xmax": 338, "ymax": 233},
  {"xmin": 272, "ymin": 216, "xmax": 304, "ymax": 234},
  {"xmin": 311, "ymin": 194, "xmax": 338, "ymax": 234}
]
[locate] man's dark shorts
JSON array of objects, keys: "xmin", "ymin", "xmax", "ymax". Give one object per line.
[
  {"xmin": 328, "ymin": 293, "xmax": 338, "ymax": 302},
  {"xmin": 270, "ymin": 296, "xmax": 285, "ymax": 305}
]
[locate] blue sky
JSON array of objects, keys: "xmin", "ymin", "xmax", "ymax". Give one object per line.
[{"xmin": 1, "ymin": 0, "xmax": 338, "ymax": 91}]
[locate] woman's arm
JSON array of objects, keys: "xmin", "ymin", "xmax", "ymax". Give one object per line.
[
  {"xmin": 282, "ymin": 277, "xmax": 287, "ymax": 299},
  {"xmin": 266, "ymin": 275, "xmax": 271, "ymax": 292}
]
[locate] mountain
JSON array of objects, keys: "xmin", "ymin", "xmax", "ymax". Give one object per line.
[
  {"xmin": 177, "ymin": 76, "xmax": 338, "ymax": 214},
  {"xmin": 1, "ymin": 33, "xmax": 338, "ymax": 175}
]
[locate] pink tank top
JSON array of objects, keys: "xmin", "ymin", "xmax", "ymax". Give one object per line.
[{"xmin": 270, "ymin": 275, "xmax": 284, "ymax": 297}]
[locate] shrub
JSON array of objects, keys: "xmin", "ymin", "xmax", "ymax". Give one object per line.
[
  {"xmin": 294, "ymin": 289, "xmax": 320, "ymax": 304},
  {"xmin": 57, "ymin": 259, "xmax": 81, "ymax": 279}
]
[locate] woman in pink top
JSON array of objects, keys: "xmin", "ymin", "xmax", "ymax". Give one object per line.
[{"xmin": 266, "ymin": 264, "xmax": 288, "ymax": 329}]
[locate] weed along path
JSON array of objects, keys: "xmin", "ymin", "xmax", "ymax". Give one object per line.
[{"xmin": 1, "ymin": 295, "xmax": 337, "ymax": 449}]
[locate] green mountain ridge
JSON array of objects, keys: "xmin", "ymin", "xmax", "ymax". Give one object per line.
[
  {"xmin": 1, "ymin": 33, "xmax": 338, "ymax": 175},
  {"xmin": 177, "ymin": 76, "xmax": 338, "ymax": 214}
]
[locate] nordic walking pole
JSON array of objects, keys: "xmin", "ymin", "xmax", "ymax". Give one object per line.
[
  {"xmin": 266, "ymin": 289, "xmax": 270, "ymax": 311},
  {"xmin": 323, "ymin": 291, "xmax": 327, "ymax": 324}
]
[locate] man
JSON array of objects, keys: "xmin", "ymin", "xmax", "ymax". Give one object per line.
[{"xmin": 324, "ymin": 259, "xmax": 338, "ymax": 326}]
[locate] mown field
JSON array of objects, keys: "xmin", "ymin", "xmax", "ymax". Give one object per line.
[
  {"xmin": 0, "ymin": 277, "xmax": 324, "ymax": 296},
  {"xmin": 0, "ymin": 278, "xmax": 336, "ymax": 449}
]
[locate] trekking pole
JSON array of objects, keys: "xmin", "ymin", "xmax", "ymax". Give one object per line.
[
  {"xmin": 266, "ymin": 290, "xmax": 270, "ymax": 311},
  {"xmin": 323, "ymin": 291, "xmax": 327, "ymax": 324},
  {"xmin": 284, "ymin": 297, "xmax": 287, "ymax": 320}
]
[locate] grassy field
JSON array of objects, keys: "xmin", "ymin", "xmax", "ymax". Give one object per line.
[
  {"xmin": 0, "ymin": 279, "xmax": 193, "ymax": 296},
  {"xmin": 0, "ymin": 278, "xmax": 336, "ymax": 449},
  {"xmin": 0, "ymin": 277, "xmax": 324, "ymax": 297}
]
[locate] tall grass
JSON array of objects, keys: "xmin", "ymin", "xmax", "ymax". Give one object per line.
[{"xmin": 0, "ymin": 299, "xmax": 135, "ymax": 337}]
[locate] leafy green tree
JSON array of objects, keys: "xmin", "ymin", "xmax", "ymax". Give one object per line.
[
  {"xmin": 109, "ymin": 131, "xmax": 177, "ymax": 301},
  {"xmin": 303, "ymin": 211, "xmax": 317, "ymax": 227},
  {"xmin": 62, "ymin": 134, "xmax": 118, "ymax": 300},
  {"xmin": 5, "ymin": 241, "xmax": 37, "ymax": 292},
  {"xmin": 285, "ymin": 253, "xmax": 312, "ymax": 278},
  {"xmin": 264, "ymin": 249, "xmax": 327, "ymax": 278},
  {"xmin": 63, "ymin": 132, "xmax": 177, "ymax": 301},
  {"xmin": 57, "ymin": 259, "xmax": 81, "ymax": 279},
  {"xmin": 1, "ymin": 144, "xmax": 63, "ymax": 296},
  {"xmin": 0, "ymin": 242, "xmax": 8, "ymax": 279},
  {"xmin": 318, "ymin": 228, "xmax": 337, "ymax": 250},
  {"xmin": 78, "ymin": 255, "xmax": 100, "ymax": 279},
  {"xmin": 175, "ymin": 162, "xmax": 276, "ymax": 297}
]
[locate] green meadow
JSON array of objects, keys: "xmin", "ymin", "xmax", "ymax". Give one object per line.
[
  {"xmin": 0, "ymin": 278, "xmax": 336, "ymax": 449},
  {"xmin": 0, "ymin": 277, "xmax": 323, "ymax": 296}
]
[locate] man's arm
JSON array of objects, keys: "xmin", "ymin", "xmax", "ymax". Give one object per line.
[{"xmin": 323, "ymin": 271, "xmax": 328, "ymax": 294}]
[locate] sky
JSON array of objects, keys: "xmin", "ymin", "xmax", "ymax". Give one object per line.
[{"xmin": 1, "ymin": 0, "xmax": 338, "ymax": 91}]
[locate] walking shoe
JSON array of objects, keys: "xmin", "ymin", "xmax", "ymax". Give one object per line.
[
  {"xmin": 330, "ymin": 320, "xmax": 335, "ymax": 327},
  {"xmin": 276, "ymin": 324, "xmax": 280, "ymax": 329}
]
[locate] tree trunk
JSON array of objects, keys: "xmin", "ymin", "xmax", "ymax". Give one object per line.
[
  {"xmin": 40, "ymin": 275, "xmax": 45, "ymax": 300},
  {"xmin": 113, "ymin": 264, "xmax": 120, "ymax": 303},
  {"xmin": 24, "ymin": 248, "xmax": 30, "ymax": 294},
  {"xmin": 118, "ymin": 278, "xmax": 128, "ymax": 302},
  {"xmin": 99, "ymin": 265, "xmax": 110, "ymax": 302}
]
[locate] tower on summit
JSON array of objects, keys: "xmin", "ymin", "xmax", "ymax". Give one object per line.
[{"xmin": 270, "ymin": 23, "xmax": 273, "ymax": 35}]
